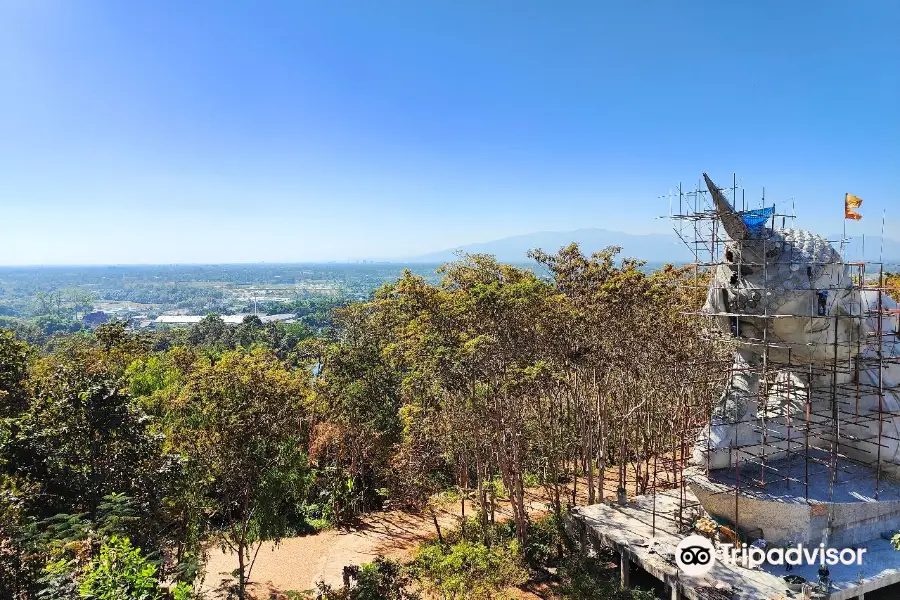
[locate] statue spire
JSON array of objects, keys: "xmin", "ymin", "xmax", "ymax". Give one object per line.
[{"xmin": 704, "ymin": 172, "xmax": 749, "ymax": 241}]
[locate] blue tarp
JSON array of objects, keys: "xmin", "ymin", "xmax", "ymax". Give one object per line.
[{"xmin": 739, "ymin": 207, "xmax": 775, "ymax": 233}]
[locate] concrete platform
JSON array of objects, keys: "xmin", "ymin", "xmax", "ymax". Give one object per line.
[
  {"xmin": 570, "ymin": 488, "xmax": 900, "ymax": 599},
  {"xmin": 687, "ymin": 453, "xmax": 900, "ymax": 546}
]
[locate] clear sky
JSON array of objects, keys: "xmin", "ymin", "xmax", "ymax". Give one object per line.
[{"xmin": 1, "ymin": 1, "xmax": 898, "ymax": 265}]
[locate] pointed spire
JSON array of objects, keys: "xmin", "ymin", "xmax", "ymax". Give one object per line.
[{"xmin": 704, "ymin": 173, "xmax": 749, "ymax": 241}]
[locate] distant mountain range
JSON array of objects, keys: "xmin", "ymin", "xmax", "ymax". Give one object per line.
[
  {"xmin": 830, "ymin": 235, "xmax": 900, "ymax": 265},
  {"xmin": 406, "ymin": 229, "xmax": 900, "ymax": 266},
  {"xmin": 407, "ymin": 228, "xmax": 695, "ymax": 264}
]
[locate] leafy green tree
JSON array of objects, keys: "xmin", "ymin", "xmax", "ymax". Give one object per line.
[
  {"xmin": 125, "ymin": 354, "xmax": 184, "ymax": 400},
  {"xmin": 32, "ymin": 314, "xmax": 82, "ymax": 337},
  {"xmin": 2, "ymin": 346, "xmax": 185, "ymax": 599},
  {"xmin": 0, "ymin": 329, "xmax": 33, "ymax": 596},
  {"xmin": 178, "ymin": 314, "xmax": 311, "ymax": 359},
  {"xmin": 123, "ymin": 347, "xmax": 209, "ymax": 580},
  {"xmin": 302, "ymin": 303, "xmax": 405, "ymax": 519},
  {"xmin": 1, "ymin": 477, "xmax": 38, "ymax": 599},
  {"xmin": 0, "ymin": 329, "xmax": 31, "ymax": 418},
  {"xmin": 186, "ymin": 314, "xmax": 227, "ymax": 349},
  {"xmin": 10, "ymin": 363, "xmax": 167, "ymax": 523},
  {"xmin": 70, "ymin": 290, "xmax": 95, "ymax": 321},
  {"xmin": 0, "ymin": 318, "xmax": 46, "ymax": 347},
  {"xmin": 169, "ymin": 348, "xmax": 310, "ymax": 599}
]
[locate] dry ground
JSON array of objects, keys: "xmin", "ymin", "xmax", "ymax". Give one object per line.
[{"xmin": 201, "ymin": 468, "xmax": 673, "ymax": 599}]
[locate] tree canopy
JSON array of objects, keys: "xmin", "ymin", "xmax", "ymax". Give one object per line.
[{"xmin": 0, "ymin": 247, "xmax": 724, "ymax": 599}]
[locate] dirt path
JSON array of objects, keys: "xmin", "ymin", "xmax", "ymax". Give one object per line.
[
  {"xmin": 202, "ymin": 497, "xmax": 535, "ymax": 597},
  {"xmin": 201, "ymin": 473, "xmax": 659, "ymax": 598}
]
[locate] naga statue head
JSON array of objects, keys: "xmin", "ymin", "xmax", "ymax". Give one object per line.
[{"xmin": 701, "ymin": 173, "xmax": 860, "ymax": 365}]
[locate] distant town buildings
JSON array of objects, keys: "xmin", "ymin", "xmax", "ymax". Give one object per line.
[{"xmin": 150, "ymin": 313, "xmax": 296, "ymax": 327}]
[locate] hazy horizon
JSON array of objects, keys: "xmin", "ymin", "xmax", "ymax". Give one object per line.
[
  {"xmin": 2, "ymin": 2, "xmax": 898, "ymax": 265},
  {"xmin": 0, "ymin": 226, "xmax": 696, "ymax": 267}
]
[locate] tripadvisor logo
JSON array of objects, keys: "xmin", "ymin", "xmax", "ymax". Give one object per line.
[
  {"xmin": 674, "ymin": 534, "xmax": 868, "ymax": 576},
  {"xmin": 676, "ymin": 535, "xmax": 715, "ymax": 576}
]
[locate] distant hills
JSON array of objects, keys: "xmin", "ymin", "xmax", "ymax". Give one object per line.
[
  {"xmin": 831, "ymin": 235, "xmax": 900, "ymax": 265},
  {"xmin": 406, "ymin": 228, "xmax": 900, "ymax": 266},
  {"xmin": 407, "ymin": 228, "xmax": 698, "ymax": 264}
]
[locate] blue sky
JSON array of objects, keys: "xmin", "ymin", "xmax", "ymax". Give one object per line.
[{"xmin": 1, "ymin": 1, "xmax": 898, "ymax": 265}]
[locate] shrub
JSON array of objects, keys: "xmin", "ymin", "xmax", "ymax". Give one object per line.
[
  {"xmin": 483, "ymin": 477, "xmax": 508, "ymax": 501},
  {"xmin": 67, "ymin": 535, "xmax": 193, "ymax": 600},
  {"xmin": 523, "ymin": 513, "xmax": 563, "ymax": 567},
  {"xmin": 522, "ymin": 473, "xmax": 540, "ymax": 488},
  {"xmin": 294, "ymin": 557, "xmax": 417, "ymax": 600},
  {"xmin": 557, "ymin": 558, "xmax": 656, "ymax": 600},
  {"xmin": 297, "ymin": 502, "xmax": 333, "ymax": 533},
  {"xmin": 413, "ymin": 539, "xmax": 527, "ymax": 600},
  {"xmin": 78, "ymin": 536, "xmax": 161, "ymax": 599},
  {"xmin": 555, "ymin": 545, "xmax": 656, "ymax": 600},
  {"xmin": 523, "ymin": 515, "xmax": 656, "ymax": 600},
  {"xmin": 354, "ymin": 557, "xmax": 419, "ymax": 600}
]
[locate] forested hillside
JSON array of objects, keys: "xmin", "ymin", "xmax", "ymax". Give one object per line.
[{"xmin": 1, "ymin": 246, "xmax": 726, "ymax": 599}]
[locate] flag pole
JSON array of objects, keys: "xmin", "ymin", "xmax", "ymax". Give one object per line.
[
  {"xmin": 843, "ymin": 193, "xmax": 846, "ymax": 239},
  {"xmin": 843, "ymin": 193, "xmax": 847, "ymax": 262}
]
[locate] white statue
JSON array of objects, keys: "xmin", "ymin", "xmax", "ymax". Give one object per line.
[{"xmin": 693, "ymin": 173, "xmax": 900, "ymax": 477}]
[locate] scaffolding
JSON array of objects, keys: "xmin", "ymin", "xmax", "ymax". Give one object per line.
[
  {"xmin": 646, "ymin": 174, "xmax": 900, "ymax": 541},
  {"xmin": 569, "ymin": 175, "xmax": 900, "ymax": 598}
]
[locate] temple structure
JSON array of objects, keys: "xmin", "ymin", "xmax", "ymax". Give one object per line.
[
  {"xmin": 689, "ymin": 173, "xmax": 900, "ymax": 548},
  {"xmin": 570, "ymin": 174, "xmax": 900, "ymax": 599}
]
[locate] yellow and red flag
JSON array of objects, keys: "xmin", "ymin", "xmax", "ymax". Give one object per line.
[{"xmin": 845, "ymin": 193, "xmax": 863, "ymax": 220}]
